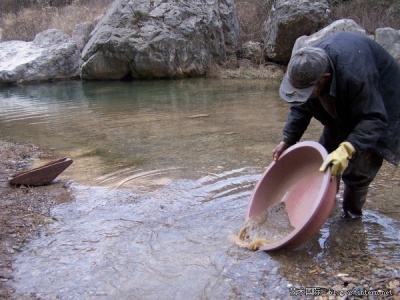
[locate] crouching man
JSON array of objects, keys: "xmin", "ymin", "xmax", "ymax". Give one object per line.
[{"xmin": 273, "ymin": 32, "xmax": 400, "ymax": 217}]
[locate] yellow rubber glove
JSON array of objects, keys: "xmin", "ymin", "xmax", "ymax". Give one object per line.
[{"xmin": 319, "ymin": 142, "xmax": 356, "ymax": 176}]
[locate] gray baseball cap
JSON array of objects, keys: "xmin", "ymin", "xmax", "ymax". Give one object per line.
[{"xmin": 279, "ymin": 46, "xmax": 329, "ymax": 104}]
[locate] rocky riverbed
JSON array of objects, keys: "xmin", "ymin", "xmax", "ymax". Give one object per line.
[
  {"xmin": 0, "ymin": 140, "xmax": 73, "ymax": 299},
  {"xmin": 0, "ymin": 139, "xmax": 399, "ymax": 299}
]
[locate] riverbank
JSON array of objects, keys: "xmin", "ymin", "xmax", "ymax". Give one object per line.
[
  {"xmin": 1, "ymin": 74, "xmax": 400, "ymax": 300},
  {"xmin": 207, "ymin": 60, "xmax": 285, "ymax": 80},
  {"xmin": 1, "ymin": 137, "xmax": 400, "ymax": 298},
  {"xmin": 0, "ymin": 140, "xmax": 73, "ymax": 299}
]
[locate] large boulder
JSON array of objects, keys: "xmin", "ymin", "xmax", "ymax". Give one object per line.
[
  {"xmin": 0, "ymin": 29, "xmax": 80, "ymax": 84},
  {"xmin": 72, "ymin": 22, "xmax": 95, "ymax": 52},
  {"xmin": 264, "ymin": 0, "xmax": 331, "ymax": 64},
  {"xmin": 292, "ymin": 19, "xmax": 366, "ymax": 54},
  {"xmin": 81, "ymin": 0, "xmax": 239, "ymax": 80},
  {"xmin": 291, "ymin": 19, "xmax": 400, "ymax": 63},
  {"xmin": 238, "ymin": 41, "xmax": 264, "ymax": 64},
  {"xmin": 375, "ymin": 27, "xmax": 400, "ymax": 62}
]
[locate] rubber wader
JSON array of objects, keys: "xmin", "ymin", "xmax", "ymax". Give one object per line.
[{"xmin": 342, "ymin": 185, "xmax": 369, "ymax": 217}]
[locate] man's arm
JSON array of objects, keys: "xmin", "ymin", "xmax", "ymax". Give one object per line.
[{"xmin": 282, "ymin": 103, "xmax": 313, "ymax": 145}]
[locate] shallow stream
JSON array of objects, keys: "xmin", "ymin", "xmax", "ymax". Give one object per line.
[{"xmin": 1, "ymin": 79, "xmax": 399, "ymax": 299}]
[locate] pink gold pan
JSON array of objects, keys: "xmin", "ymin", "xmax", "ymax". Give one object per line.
[{"xmin": 246, "ymin": 141, "xmax": 337, "ymax": 251}]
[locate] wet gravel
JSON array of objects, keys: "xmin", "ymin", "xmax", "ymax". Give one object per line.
[
  {"xmin": 0, "ymin": 139, "xmax": 73, "ymax": 299},
  {"xmin": 0, "ymin": 139, "xmax": 399, "ymax": 299},
  {"xmin": 273, "ymin": 211, "xmax": 400, "ymax": 299}
]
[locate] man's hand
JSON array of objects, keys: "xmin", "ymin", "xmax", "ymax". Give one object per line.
[
  {"xmin": 272, "ymin": 141, "xmax": 291, "ymax": 161},
  {"xmin": 319, "ymin": 141, "xmax": 356, "ymax": 176}
]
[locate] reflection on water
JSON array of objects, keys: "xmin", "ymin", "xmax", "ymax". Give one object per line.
[
  {"xmin": 1, "ymin": 79, "xmax": 400, "ymax": 298},
  {"xmin": 12, "ymin": 169, "xmax": 287, "ymax": 299},
  {"xmin": 0, "ymin": 79, "xmax": 287, "ymax": 179}
]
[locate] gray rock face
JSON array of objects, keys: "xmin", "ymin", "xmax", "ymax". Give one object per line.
[
  {"xmin": 292, "ymin": 19, "xmax": 366, "ymax": 54},
  {"xmin": 0, "ymin": 29, "xmax": 80, "ymax": 84},
  {"xmin": 238, "ymin": 41, "xmax": 264, "ymax": 63},
  {"xmin": 72, "ymin": 22, "xmax": 95, "ymax": 52},
  {"xmin": 291, "ymin": 19, "xmax": 400, "ymax": 63},
  {"xmin": 375, "ymin": 27, "xmax": 400, "ymax": 62},
  {"xmin": 264, "ymin": 0, "xmax": 331, "ymax": 64},
  {"xmin": 81, "ymin": 0, "xmax": 239, "ymax": 80}
]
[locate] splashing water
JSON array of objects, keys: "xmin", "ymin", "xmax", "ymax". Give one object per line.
[
  {"xmin": 233, "ymin": 202, "xmax": 295, "ymax": 251},
  {"xmin": 2, "ymin": 79, "xmax": 400, "ymax": 298}
]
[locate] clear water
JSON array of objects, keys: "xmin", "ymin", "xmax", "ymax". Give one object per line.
[{"xmin": 1, "ymin": 79, "xmax": 399, "ymax": 299}]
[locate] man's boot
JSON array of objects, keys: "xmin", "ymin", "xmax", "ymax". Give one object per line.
[{"xmin": 342, "ymin": 186, "xmax": 368, "ymax": 217}]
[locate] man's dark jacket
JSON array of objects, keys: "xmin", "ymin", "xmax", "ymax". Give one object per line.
[{"xmin": 283, "ymin": 32, "xmax": 400, "ymax": 165}]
